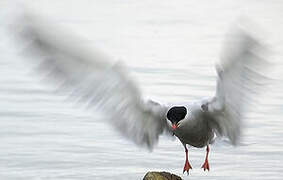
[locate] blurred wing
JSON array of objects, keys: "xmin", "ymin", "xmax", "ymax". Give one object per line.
[
  {"xmin": 204, "ymin": 29, "xmax": 269, "ymax": 145},
  {"xmin": 14, "ymin": 14, "xmax": 170, "ymax": 150}
]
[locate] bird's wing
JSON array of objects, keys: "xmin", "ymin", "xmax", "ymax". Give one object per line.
[
  {"xmin": 202, "ymin": 28, "xmax": 269, "ymax": 145},
  {"xmin": 13, "ymin": 14, "xmax": 170, "ymax": 150}
]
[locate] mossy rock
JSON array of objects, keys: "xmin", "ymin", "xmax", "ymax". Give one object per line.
[{"xmin": 143, "ymin": 171, "xmax": 182, "ymax": 180}]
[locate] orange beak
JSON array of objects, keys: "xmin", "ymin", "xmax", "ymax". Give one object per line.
[{"xmin": 172, "ymin": 123, "xmax": 177, "ymax": 130}]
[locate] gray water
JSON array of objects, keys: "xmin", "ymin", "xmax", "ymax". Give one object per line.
[{"xmin": 1, "ymin": 0, "xmax": 283, "ymax": 179}]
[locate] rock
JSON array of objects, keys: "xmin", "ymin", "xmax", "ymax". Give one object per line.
[{"xmin": 143, "ymin": 171, "xmax": 182, "ymax": 180}]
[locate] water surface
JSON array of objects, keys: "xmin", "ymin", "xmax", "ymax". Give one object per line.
[{"xmin": 1, "ymin": 0, "xmax": 283, "ymax": 179}]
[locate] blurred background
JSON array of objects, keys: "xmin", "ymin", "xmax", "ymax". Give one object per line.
[{"xmin": 0, "ymin": 0, "xmax": 283, "ymax": 179}]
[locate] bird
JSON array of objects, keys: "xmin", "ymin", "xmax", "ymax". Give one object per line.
[{"xmin": 11, "ymin": 14, "xmax": 269, "ymax": 174}]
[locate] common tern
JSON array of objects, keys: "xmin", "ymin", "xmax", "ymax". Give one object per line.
[{"xmin": 12, "ymin": 14, "xmax": 268, "ymax": 174}]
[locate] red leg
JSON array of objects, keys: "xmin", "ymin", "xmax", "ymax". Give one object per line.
[
  {"xmin": 183, "ymin": 145, "xmax": 192, "ymax": 174},
  {"xmin": 201, "ymin": 145, "xmax": 210, "ymax": 171}
]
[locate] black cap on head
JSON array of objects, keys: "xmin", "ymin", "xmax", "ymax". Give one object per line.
[{"xmin": 166, "ymin": 106, "xmax": 187, "ymax": 123}]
